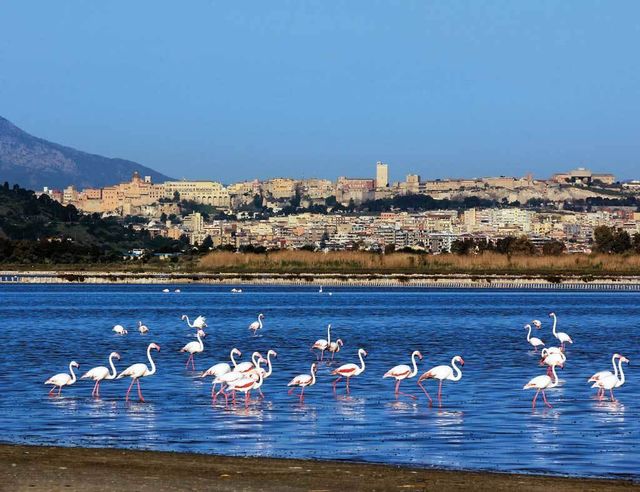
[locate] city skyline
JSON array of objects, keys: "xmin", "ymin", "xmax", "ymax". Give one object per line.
[{"xmin": 2, "ymin": 1, "xmax": 640, "ymax": 182}]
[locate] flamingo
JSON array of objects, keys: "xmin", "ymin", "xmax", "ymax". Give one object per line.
[
  {"xmin": 319, "ymin": 286, "xmax": 323, "ymax": 293},
  {"xmin": 180, "ymin": 329, "xmax": 205, "ymax": 370},
  {"xmin": 590, "ymin": 355, "xmax": 629, "ymax": 401},
  {"xmin": 532, "ymin": 319, "xmax": 542, "ymax": 329},
  {"xmin": 588, "ymin": 353, "xmax": 621, "ymax": 399},
  {"xmin": 523, "ymin": 365, "xmax": 559, "ymax": 408},
  {"xmin": 253, "ymin": 349, "xmax": 277, "ymax": 398},
  {"xmin": 202, "ymin": 348, "xmax": 241, "ymax": 397},
  {"xmin": 524, "ymin": 324, "xmax": 544, "ymax": 352},
  {"xmin": 45, "ymin": 361, "xmax": 79, "ymax": 396},
  {"xmin": 116, "ymin": 342, "xmax": 160, "ymax": 402},
  {"xmin": 540, "ymin": 349, "xmax": 566, "ymax": 376},
  {"xmin": 549, "ymin": 312, "xmax": 573, "ymax": 350},
  {"xmin": 138, "ymin": 321, "xmax": 149, "ymax": 335},
  {"xmin": 383, "ymin": 350, "xmax": 423, "ymax": 399},
  {"xmin": 311, "ymin": 324, "xmax": 331, "ymax": 361},
  {"xmin": 417, "ymin": 356, "xmax": 464, "ymax": 405},
  {"xmin": 112, "ymin": 325, "xmax": 128, "ymax": 336},
  {"xmin": 162, "ymin": 288, "xmax": 170, "ymax": 293},
  {"xmin": 288, "ymin": 362, "xmax": 318, "ymax": 402},
  {"xmin": 328, "ymin": 339, "xmax": 344, "ymax": 360},
  {"xmin": 182, "ymin": 314, "xmax": 207, "ymax": 330},
  {"xmin": 234, "ymin": 351, "xmax": 263, "ymax": 374},
  {"xmin": 249, "ymin": 313, "xmax": 264, "ymax": 335},
  {"xmin": 80, "ymin": 352, "xmax": 120, "ymax": 397},
  {"xmin": 331, "ymin": 348, "xmax": 367, "ymax": 394},
  {"xmin": 224, "ymin": 358, "xmax": 266, "ymax": 407}
]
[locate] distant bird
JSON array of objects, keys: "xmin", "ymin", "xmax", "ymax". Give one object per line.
[
  {"xmin": 417, "ymin": 356, "xmax": 465, "ymax": 405},
  {"xmin": 249, "ymin": 313, "xmax": 264, "ymax": 335},
  {"xmin": 162, "ymin": 288, "xmax": 170, "ymax": 293},
  {"xmin": 383, "ymin": 350, "xmax": 423, "ymax": 399},
  {"xmin": 523, "ymin": 365, "xmax": 559, "ymax": 408},
  {"xmin": 174, "ymin": 289, "xmax": 181, "ymax": 293},
  {"xmin": 181, "ymin": 314, "xmax": 207, "ymax": 330},
  {"xmin": 328, "ymin": 339, "xmax": 344, "ymax": 360},
  {"xmin": 117, "ymin": 342, "xmax": 160, "ymax": 402},
  {"xmin": 532, "ymin": 319, "xmax": 542, "ymax": 329},
  {"xmin": 311, "ymin": 324, "xmax": 331, "ymax": 361},
  {"xmin": 549, "ymin": 312, "xmax": 573, "ymax": 350},
  {"xmin": 288, "ymin": 362, "xmax": 318, "ymax": 402},
  {"xmin": 590, "ymin": 355, "xmax": 629, "ymax": 401},
  {"xmin": 45, "ymin": 361, "xmax": 79, "ymax": 396},
  {"xmin": 138, "ymin": 321, "xmax": 149, "ymax": 335},
  {"xmin": 319, "ymin": 286, "xmax": 323, "ymax": 293},
  {"xmin": 180, "ymin": 329, "xmax": 205, "ymax": 370},
  {"xmin": 81, "ymin": 352, "xmax": 120, "ymax": 398},
  {"xmin": 331, "ymin": 348, "xmax": 368, "ymax": 394},
  {"xmin": 524, "ymin": 324, "xmax": 544, "ymax": 352},
  {"xmin": 112, "ymin": 325, "xmax": 128, "ymax": 336},
  {"xmin": 202, "ymin": 348, "xmax": 241, "ymax": 397}
]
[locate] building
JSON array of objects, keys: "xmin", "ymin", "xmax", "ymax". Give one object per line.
[
  {"xmin": 552, "ymin": 168, "xmax": 616, "ymax": 185},
  {"xmin": 336, "ymin": 177, "xmax": 376, "ymax": 205},
  {"xmin": 376, "ymin": 161, "xmax": 389, "ymax": 188},
  {"xmin": 164, "ymin": 180, "xmax": 230, "ymax": 207}
]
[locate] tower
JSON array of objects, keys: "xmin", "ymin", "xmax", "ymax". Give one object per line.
[{"xmin": 376, "ymin": 161, "xmax": 389, "ymax": 188}]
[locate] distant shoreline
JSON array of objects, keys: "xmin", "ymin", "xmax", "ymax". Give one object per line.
[
  {"xmin": 2, "ymin": 269, "xmax": 640, "ymax": 290},
  {"xmin": 1, "ymin": 444, "xmax": 637, "ymax": 491}
]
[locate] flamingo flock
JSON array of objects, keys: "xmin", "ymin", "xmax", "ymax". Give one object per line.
[{"xmin": 43, "ymin": 309, "xmax": 631, "ymax": 410}]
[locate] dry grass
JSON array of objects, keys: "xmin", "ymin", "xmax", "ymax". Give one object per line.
[{"xmin": 198, "ymin": 250, "xmax": 640, "ymax": 275}]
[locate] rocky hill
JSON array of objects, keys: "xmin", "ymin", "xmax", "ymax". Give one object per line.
[{"xmin": 0, "ymin": 116, "xmax": 172, "ymax": 190}]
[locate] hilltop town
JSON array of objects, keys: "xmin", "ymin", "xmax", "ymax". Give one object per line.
[{"xmin": 34, "ymin": 163, "xmax": 640, "ymax": 255}]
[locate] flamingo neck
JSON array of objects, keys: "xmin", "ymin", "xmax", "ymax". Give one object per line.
[
  {"xmin": 358, "ymin": 351, "xmax": 366, "ymax": 373},
  {"xmin": 147, "ymin": 346, "xmax": 157, "ymax": 376},
  {"xmin": 196, "ymin": 331, "xmax": 203, "ymax": 350},
  {"xmin": 310, "ymin": 364, "xmax": 316, "ymax": 385},
  {"xmin": 549, "ymin": 365, "xmax": 559, "ymax": 387},
  {"xmin": 409, "ymin": 352, "xmax": 419, "ymax": 378},
  {"xmin": 611, "ymin": 354, "xmax": 619, "ymax": 380},
  {"xmin": 551, "ymin": 314, "xmax": 557, "ymax": 336},
  {"xmin": 252, "ymin": 353, "xmax": 260, "ymax": 367},
  {"xmin": 450, "ymin": 358, "xmax": 463, "ymax": 381},
  {"xmin": 265, "ymin": 353, "xmax": 273, "ymax": 377},
  {"xmin": 253, "ymin": 365, "xmax": 264, "ymax": 389},
  {"xmin": 617, "ymin": 359, "xmax": 626, "ymax": 385},
  {"xmin": 526, "ymin": 325, "xmax": 532, "ymax": 342},
  {"xmin": 107, "ymin": 354, "xmax": 118, "ymax": 379},
  {"xmin": 327, "ymin": 325, "xmax": 331, "ymax": 345},
  {"xmin": 258, "ymin": 315, "xmax": 263, "ymax": 329},
  {"xmin": 68, "ymin": 362, "xmax": 77, "ymax": 384},
  {"xmin": 230, "ymin": 350, "xmax": 238, "ymax": 367}
]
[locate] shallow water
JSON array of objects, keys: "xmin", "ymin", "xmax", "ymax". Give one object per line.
[{"xmin": 0, "ymin": 285, "xmax": 638, "ymax": 479}]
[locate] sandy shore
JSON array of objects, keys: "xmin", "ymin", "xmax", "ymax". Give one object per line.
[{"xmin": 1, "ymin": 444, "xmax": 637, "ymax": 491}]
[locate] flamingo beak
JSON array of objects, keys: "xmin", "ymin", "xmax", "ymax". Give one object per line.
[{"xmin": 460, "ymin": 358, "xmax": 465, "ymax": 366}]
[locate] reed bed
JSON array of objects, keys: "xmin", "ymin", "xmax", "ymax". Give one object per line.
[{"xmin": 198, "ymin": 250, "xmax": 640, "ymax": 275}]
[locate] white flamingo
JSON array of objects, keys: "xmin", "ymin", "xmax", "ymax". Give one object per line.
[
  {"xmin": 112, "ymin": 324, "xmax": 128, "ymax": 336},
  {"xmin": 540, "ymin": 349, "xmax": 566, "ymax": 377},
  {"xmin": 180, "ymin": 329, "xmax": 205, "ymax": 370},
  {"xmin": 588, "ymin": 353, "xmax": 621, "ymax": 398},
  {"xmin": 182, "ymin": 314, "xmax": 207, "ymax": 330},
  {"xmin": 328, "ymin": 339, "xmax": 344, "ymax": 360},
  {"xmin": 417, "ymin": 355, "xmax": 464, "ymax": 405},
  {"xmin": 523, "ymin": 365, "xmax": 559, "ymax": 408},
  {"xmin": 590, "ymin": 355, "xmax": 629, "ymax": 401},
  {"xmin": 45, "ymin": 361, "xmax": 79, "ymax": 396},
  {"xmin": 383, "ymin": 350, "xmax": 423, "ymax": 399},
  {"xmin": 288, "ymin": 362, "xmax": 318, "ymax": 402},
  {"xmin": 331, "ymin": 348, "xmax": 367, "ymax": 394},
  {"xmin": 116, "ymin": 342, "xmax": 160, "ymax": 402},
  {"xmin": 224, "ymin": 358, "xmax": 266, "ymax": 407},
  {"xmin": 234, "ymin": 351, "xmax": 263, "ymax": 374},
  {"xmin": 311, "ymin": 324, "xmax": 331, "ymax": 361},
  {"xmin": 524, "ymin": 324, "xmax": 544, "ymax": 352},
  {"xmin": 138, "ymin": 321, "xmax": 149, "ymax": 335},
  {"xmin": 202, "ymin": 348, "xmax": 241, "ymax": 397},
  {"xmin": 249, "ymin": 313, "xmax": 264, "ymax": 335},
  {"xmin": 549, "ymin": 312, "xmax": 573, "ymax": 350},
  {"xmin": 81, "ymin": 352, "xmax": 120, "ymax": 397}
]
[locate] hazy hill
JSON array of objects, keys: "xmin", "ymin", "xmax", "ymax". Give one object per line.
[{"xmin": 0, "ymin": 116, "xmax": 172, "ymax": 190}]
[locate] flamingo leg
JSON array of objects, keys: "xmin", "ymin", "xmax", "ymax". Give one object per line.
[
  {"xmin": 346, "ymin": 377, "xmax": 351, "ymax": 394},
  {"xmin": 136, "ymin": 379, "xmax": 145, "ymax": 402},
  {"xmin": 48, "ymin": 386, "xmax": 56, "ymax": 396},
  {"xmin": 320, "ymin": 350, "xmax": 324, "ymax": 361},
  {"xmin": 300, "ymin": 386, "xmax": 305, "ymax": 402},
  {"xmin": 58, "ymin": 386, "xmax": 62, "ymax": 396},
  {"xmin": 394, "ymin": 379, "xmax": 400, "ymax": 397},
  {"xmin": 288, "ymin": 386, "xmax": 296, "ymax": 395},
  {"xmin": 125, "ymin": 379, "xmax": 135, "ymax": 401},
  {"xmin": 542, "ymin": 390, "xmax": 552, "ymax": 408},
  {"xmin": 332, "ymin": 376, "xmax": 342, "ymax": 393},
  {"xmin": 258, "ymin": 388, "xmax": 265, "ymax": 399},
  {"xmin": 532, "ymin": 389, "xmax": 540, "ymax": 408},
  {"xmin": 331, "ymin": 352, "xmax": 335, "ymax": 360},
  {"xmin": 417, "ymin": 381, "xmax": 432, "ymax": 404},
  {"xmin": 192, "ymin": 356, "xmax": 196, "ymax": 370},
  {"xmin": 92, "ymin": 380, "xmax": 98, "ymax": 397},
  {"xmin": 96, "ymin": 381, "xmax": 101, "ymax": 398},
  {"xmin": 245, "ymin": 392, "xmax": 249, "ymax": 408},
  {"xmin": 609, "ymin": 389, "xmax": 616, "ymax": 402},
  {"xmin": 185, "ymin": 354, "xmax": 192, "ymax": 369},
  {"xmin": 437, "ymin": 380, "xmax": 443, "ymax": 401}
]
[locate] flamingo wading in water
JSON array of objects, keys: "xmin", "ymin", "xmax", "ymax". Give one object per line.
[
  {"xmin": 81, "ymin": 352, "xmax": 120, "ymax": 397},
  {"xmin": 417, "ymin": 356, "xmax": 465, "ymax": 405},
  {"xmin": 117, "ymin": 342, "xmax": 160, "ymax": 402},
  {"xmin": 549, "ymin": 312, "xmax": 573, "ymax": 350},
  {"xmin": 288, "ymin": 362, "xmax": 318, "ymax": 402},
  {"xmin": 45, "ymin": 361, "xmax": 79, "ymax": 396},
  {"xmin": 590, "ymin": 355, "xmax": 629, "ymax": 402},
  {"xmin": 249, "ymin": 313, "xmax": 264, "ymax": 335},
  {"xmin": 202, "ymin": 348, "xmax": 241, "ymax": 395},
  {"xmin": 311, "ymin": 324, "xmax": 331, "ymax": 361},
  {"xmin": 383, "ymin": 350, "xmax": 423, "ymax": 399},
  {"xmin": 328, "ymin": 338, "xmax": 344, "ymax": 360},
  {"xmin": 524, "ymin": 324, "xmax": 544, "ymax": 352},
  {"xmin": 180, "ymin": 329, "xmax": 205, "ymax": 370},
  {"xmin": 331, "ymin": 348, "xmax": 367, "ymax": 394},
  {"xmin": 112, "ymin": 325, "xmax": 127, "ymax": 336},
  {"xmin": 182, "ymin": 315, "xmax": 207, "ymax": 330},
  {"xmin": 138, "ymin": 321, "xmax": 149, "ymax": 335},
  {"xmin": 524, "ymin": 364, "xmax": 559, "ymax": 408},
  {"xmin": 588, "ymin": 353, "xmax": 621, "ymax": 399}
]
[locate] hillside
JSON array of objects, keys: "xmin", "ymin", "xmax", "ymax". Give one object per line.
[{"xmin": 0, "ymin": 116, "xmax": 172, "ymax": 190}]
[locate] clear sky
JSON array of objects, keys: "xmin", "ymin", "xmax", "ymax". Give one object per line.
[{"xmin": 1, "ymin": 1, "xmax": 639, "ymax": 183}]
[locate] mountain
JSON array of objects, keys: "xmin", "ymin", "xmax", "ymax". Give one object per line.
[{"xmin": 0, "ymin": 116, "xmax": 173, "ymax": 190}]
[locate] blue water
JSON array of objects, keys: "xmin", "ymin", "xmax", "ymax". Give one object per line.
[{"xmin": 0, "ymin": 285, "xmax": 638, "ymax": 479}]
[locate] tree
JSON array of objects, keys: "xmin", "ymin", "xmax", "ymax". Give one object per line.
[
  {"xmin": 633, "ymin": 233, "xmax": 640, "ymax": 254},
  {"xmin": 593, "ymin": 226, "xmax": 614, "ymax": 253},
  {"xmin": 199, "ymin": 235, "xmax": 213, "ymax": 252},
  {"xmin": 160, "ymin": 212, "xmax": 167, "ymax": 222},
  {"xmin": 542, "ymin": 240, "xmax": 566, "ymax": 256}
]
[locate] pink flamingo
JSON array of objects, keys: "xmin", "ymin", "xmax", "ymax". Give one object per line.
[
  {"xmin": 523, "ymin": 365, "xmax": 559, "ymax": 408},
  {"xmin": 328, "ymin": 339, "xmax": 344, "ymax": 360},
  {"xmin": 383, "ymin": 350, "xmax": 423, "ymax": 399},
  {"xmin": 116, "ymin": 342, "xmax": 160, "ymax": 402},
  {"xmin": 331, "ymin": 348, "xmax": 367, "ymax": 394},
  {"xmin": 417, "ymin": 355, "xmax": 465, "ymax": 405},
  {"xmin": 180, "ymin": 329, "xmax": 205, "ymax": 370},
  {"xmin": 44, "ymin": 361, "xmax": 79, "ymax": 396},
  {"xmin": 311, "ymin": 324, "xmax": 331, "ymax": 361},
  {"xmin": 224, "ymin": 358, "xmax": 265, "ymax": 407},
  {"xmin": 81, "ymin": 352, "xmax": 120, "ymax": 398},
  {"xmin": 288, "ymin": 362, "xmax": 318, "ymax": 402},
  {"xmin": 588, "ymin": 353, "xmax": 621, "ymax": 400}
]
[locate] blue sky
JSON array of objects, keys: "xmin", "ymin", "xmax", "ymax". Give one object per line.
[{"xmin": 1, "ymin": 1, "xmax": 639, "ymax": 183}]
